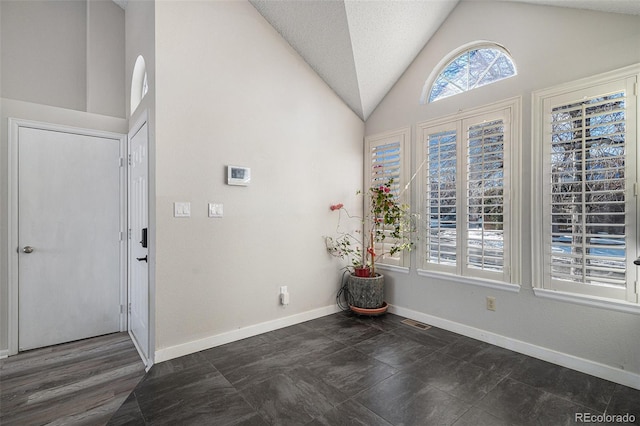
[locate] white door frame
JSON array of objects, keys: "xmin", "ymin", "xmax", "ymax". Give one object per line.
[
  {"xmin": 7, "ymin": 118, "xmax": 128, "ymax": 356},
  {"xmin": 127, "ymin": 110, "xmax": 152, "ymax": 369}
]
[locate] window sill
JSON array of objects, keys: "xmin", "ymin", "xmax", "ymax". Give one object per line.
[
  {"xmin": 375, "ymin": 263, "xmax": 410, "ymax": 274},
  {"xmin": 533, "ymin": 288, "xmax": 640, "ymax": 315},
  {"xmin": 417, "ymin": 269, "xmax": 520, "ymax": 293}
]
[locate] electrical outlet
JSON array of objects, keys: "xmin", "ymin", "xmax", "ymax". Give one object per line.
[
  {"xmin": 486, "ymin": 296, "xmax": 496, "ymax": 311},
  {"xmin": 280, "ymin": 286, "xmax": 289, "ymax": 305}
]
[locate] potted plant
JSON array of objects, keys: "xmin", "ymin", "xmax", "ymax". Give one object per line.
[{"xmin": 326, "ymin": 179, "xmax": 414, "ymax": 314}]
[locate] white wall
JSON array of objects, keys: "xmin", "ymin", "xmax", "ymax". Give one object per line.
[
  {"xmin": 1, "ymin": 0, "xmax": 86, "ymax": 111},
  {"xmin": 87, "ymin": 0, "xmax": 126, "ymax": 117},
  {"xmin": 0, "ymin": 0, "xmax": 125, "ymax": 117},
  {"xmin": 153, "ymin": 0, "xmax": 364, "ymax": 357},
  {"xmin": 366, "ymin": 1, "xmax": 640, "ymax": 385}
]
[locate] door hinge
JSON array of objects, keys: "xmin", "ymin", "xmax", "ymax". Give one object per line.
[
  {"xmin": 128, "ymin": 303, "xmax": 132, "ymax": 314},
  {"xmin": 128, "ymin": 229, "xmax": 132, "ymax": 239},
  {"xmin": 128, "ymin": 154, "xmax": 132, "ymax": 166},
  {"xmin": 634, "ymin": 182, "xmax": 638, "ymax": 197}
]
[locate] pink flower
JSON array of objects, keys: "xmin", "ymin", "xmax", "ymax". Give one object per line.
[
  {"xmin": 367, "ymin": 247, "xmax": 376, "ymax": 257},
  {"xmin": 330, "ymin": 203, "xmax": 344, "ymax": 211},
  {"xmin": 383, "ymin": 186, "xmax": 390, "ymax": 193}
]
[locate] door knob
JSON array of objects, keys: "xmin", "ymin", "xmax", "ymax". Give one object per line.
[
  {"xmin": 136, "ymin": 256, "xmax": 148, "ymax": 262},
  {"xmin": 634, "ymin": 258, "xmax": 640, "ymax": 266},
  {"xmin": 22, "ymin": 246, "xmax": 34, "ymax": 254}
]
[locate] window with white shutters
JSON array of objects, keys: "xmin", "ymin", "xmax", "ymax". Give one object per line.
[
  {"xmin": 418, "ymin": 101, "xmax": 517, "ymax": 283},
  {"xmin": 467, "ymin": 119, "xmax": 507, "ymax": 275},
  {"xmin": 425, "ymin": 127, "xmax": 458, "ymax": 268},
  {"xmin": 365, "ymin": 128, "xmax": 411, "ymax": 268},
  {"xmin": 534, "ymin": 69, "xmax": 639, "ymax": 304}
]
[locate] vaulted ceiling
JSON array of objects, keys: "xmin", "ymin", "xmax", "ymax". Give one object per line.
[{"xmin": 248, "ymin": 0, "xmax": 640, "ymax": 120}]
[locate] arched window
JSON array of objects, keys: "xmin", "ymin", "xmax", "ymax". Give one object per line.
[
  {"xmin": 130, "ymin": 55, "xmax": 148, "ymax": 116},
  {"xmin": 423, "ymin": 42, "xmax": 516, "ymax": 103}
]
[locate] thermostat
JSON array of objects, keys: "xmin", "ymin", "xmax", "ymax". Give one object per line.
[{"xmin": 227, "ymin": 165, "xmax": 251, "ymax": 186}]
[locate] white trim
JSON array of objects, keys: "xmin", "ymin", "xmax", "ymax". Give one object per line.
[
  {"xmin": 8, "ymin": 118, "xmax": 127, "ymax": 356},
  {"xmin": 365, "ymin": 126, "xmax": 412, "ymax": 269},
  {"xmin": 0, "ymin": 349, "xmax": 8, "ymax": 360},
  {"xmin": 533, "ymin": 63, "xmax": 640, "ymax": 100},
  {"xmin": 154, "ymin": 304, "xmax": 342, "ymax": 364},
  {"xmin": 531, "ymin": 64, "xmax": 640, "ymax": 304},
  {"xmin": 8, "ymin": 120, "xmax": 19, "ymax": 356},
  {"xmin": 129, "ymin": 330, "xmax": 153, "ymax": 372},
  {"xmin": 376, "ymin": 263, "xmax": 410, "ymax": 274},
  {"xmin": 416, "ymin": 97, "xmax": 522, "ymax": 284},
  {"xmin": 118, "ymin": 128, "xmax": 128, "ymax": 333},
  {"xmin": 127, "ymin": 109, "xmax": 153, "ymax": 371},
  {"xmin": 533, "ymin": 288, "xmax": 640, "ymax": 315},
  {"xmin": 416, "ymin": 269, "xmax": 521, "ymax": 293},
  {"xmin": 389, "ymin": 304, "xmax": 640, "ymax": 390}
]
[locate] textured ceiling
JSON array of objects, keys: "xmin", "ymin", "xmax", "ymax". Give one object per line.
[
  {"xmin": 250, "ymin": 0, "xmax": 458, "ymax": 120},
  {"xmin": 249, "ymin": 0, "xmax": 640, "ymax": 120}
]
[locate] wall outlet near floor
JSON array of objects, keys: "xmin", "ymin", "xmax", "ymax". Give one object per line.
[
  {"xmin": 280, "ymin": 286, "xmax": 289, "ymax": 305},
  {"xmin": 486, "ymin": 296, "xmax": 496, "ymax": 311}
]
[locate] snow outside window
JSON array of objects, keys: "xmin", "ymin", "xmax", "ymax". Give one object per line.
[
  {"xmin": 418, "ymin": 99, "xmax": 520, "ymax": 284},
  {"xmin": 533, "ymin": 67, "xmax": 639, "ymax": 305}
]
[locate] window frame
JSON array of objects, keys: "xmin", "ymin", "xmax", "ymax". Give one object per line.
[
  {"xmin": 417, "ymin": 97, "xmax": 522, "ymax": 287},
  {"xmin": 532, "ymin": 64, "xmax": 640, "ymax": 309},
  {"xmin": 365, "ymin": 127, "xmax": 411, "ymax": 271},
  {"xmin": 421, "ymin": 41, "xmax": 517, "ymax": 104}
]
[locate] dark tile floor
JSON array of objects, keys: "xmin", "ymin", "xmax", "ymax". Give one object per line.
[{"xmin": 108, "ymin": 311, "xmax": 640, "ymax": 425}]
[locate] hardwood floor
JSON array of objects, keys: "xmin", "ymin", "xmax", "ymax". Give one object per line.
[{"xmin": 0, "ymin": 332, "xmax": 145, "ymax": 426}]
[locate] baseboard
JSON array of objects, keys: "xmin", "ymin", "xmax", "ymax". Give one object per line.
[
  {"xmin": 154, "ymin": 304, "xmax": 341, "ymax": 364},
  {"xmin": 389, "ymin": 304, "xmax": 640, "ymax": 391},
  {"xmin": 0, "ymin": 349, "xmax": 8, "ymax": 359}
]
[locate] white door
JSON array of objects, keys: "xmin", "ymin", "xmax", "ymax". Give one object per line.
[
  {"xmin": 18, "ymin": 126, "xmax": 124, "ymax": 351},
  {"xmin": 128, "ymin": 118, "xmax": 149, "ymax": 361}
]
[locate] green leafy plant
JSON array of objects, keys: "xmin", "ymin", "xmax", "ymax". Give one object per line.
[{"xmin": 326, "ymin": 179, "xmax": 414, "ymax": 276}]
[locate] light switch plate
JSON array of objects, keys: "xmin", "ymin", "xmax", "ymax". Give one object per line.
[
  {"xmin": 208, "ymin": 203, "xmax": 223, "ymax": 218},
  {"xmin": 174, "ymin": 202, "xmax": 191, "ymax": 217}
]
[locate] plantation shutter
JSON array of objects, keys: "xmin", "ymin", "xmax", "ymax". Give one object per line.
[
  {"xmin": 463, "ymin": 112, "xmax": 510, "ymax": 281},
  {"xmin": 371, "ymin": 142, "xmax": 402, "ymax": 187},
  {"xmin": 365, "ymin": 128, "xmax": 410, "ymax": 268},
  {"xmin": 423, "ymin": 125, "xmax": 458, "ymax": 272},
  {"xmin": 420, "ymin": 107, "xmax": 512, "ymax": 282},
  {"xmin": 542, "ymin": 77, "xmax": 637, "ymax": 302}
]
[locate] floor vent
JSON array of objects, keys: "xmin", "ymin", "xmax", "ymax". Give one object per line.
[{"xmin": 401, "ymin": 319, "xmax": 432, "ymax": 330}]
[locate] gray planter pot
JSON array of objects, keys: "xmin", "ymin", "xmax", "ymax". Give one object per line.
[{"xmin": 347, "ymin": 273, "xmax": 384, "ymax": 309}]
